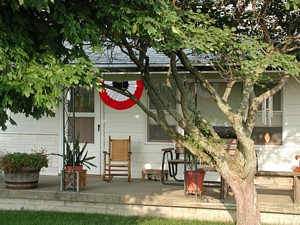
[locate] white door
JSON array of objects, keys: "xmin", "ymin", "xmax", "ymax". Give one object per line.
[{"xmin": 68, "ymin": 87, "xmax": 101, "ymax": 175}]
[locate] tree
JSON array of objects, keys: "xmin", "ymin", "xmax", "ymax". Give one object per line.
[
  {"xmin": 1, "ymin": 1, "xmax": 299, "ymax": 225},
  {"xmin": 95, "ymin": 1, "xmax": 300, "ymax": 225},
  {"xmin": 0, "ymin": 0, "xmax": 101, "ymax": 130}
]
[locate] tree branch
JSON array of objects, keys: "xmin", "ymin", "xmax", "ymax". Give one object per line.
[
  {"xmin": 256, "ymin": 0, "xmax": 272, "ymax": 45},
  {"xmin": 176, "ymin": 50, "xmax": 236, "ymax": 125},
  {"xmin": 246, "ymin": 74, "xmax": 290, "ymax": 132},
  {"xmin": 169, "ymin": 52, "xmax": 194, "ymax": 128}
]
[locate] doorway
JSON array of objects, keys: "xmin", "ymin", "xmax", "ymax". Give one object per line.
[{"xmin": 66, "ymin": 87, "xmax": 101, "ymax": 175}]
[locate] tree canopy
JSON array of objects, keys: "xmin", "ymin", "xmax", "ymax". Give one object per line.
[{"xmin": 0, "ymin": 0, "xmax": 101, "ymax": 130}]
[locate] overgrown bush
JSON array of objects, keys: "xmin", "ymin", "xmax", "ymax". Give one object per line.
[{"xmin": 0, "ymin": 151, "xmax": 48, "ymax": 173}]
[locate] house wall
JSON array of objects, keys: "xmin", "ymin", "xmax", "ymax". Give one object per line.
[
  {"xmin": 256, "ymin": 78, "xmax": 300, "ymax": 172},
  {"xmin": 101, "ymin": 93, "xmax": 174, "ymax": 179},
  {"xmin": 1, "ymin": 78, "xmax": 300, "ymax": 178},
  {"xmin": 0, "ymin": 111, "xmax": 61, "ymax": 175},
  {"xmin": 0, "ymin": 93, "xmax": 175, "ymax": 179}
]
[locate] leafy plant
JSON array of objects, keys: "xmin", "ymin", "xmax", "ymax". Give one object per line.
[
  {"xmin": 56, "ymin": 134, "xmax": 96, "ymax": 169},
  {"xmin": 0, "ymin": 151, "xmax": 48, "ymax": 173}
]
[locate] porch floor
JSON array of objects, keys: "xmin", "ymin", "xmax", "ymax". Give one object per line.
[{"xmin": 0, "ymin": 174, "xmax": 299, "ymax": 224}]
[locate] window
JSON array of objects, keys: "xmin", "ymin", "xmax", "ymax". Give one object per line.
[
  {"xmin": 68, "ymin": 87, "xmax": 94, "ymax": 113},
  {"xmin": 197, "ymin": 82, "xmax": 243, "ymax": 126},
  {"xmin": 196, "ymin": 82, "xmax": 282, "ymax": 145},
  {"xmin": 68, "ymin": 87, "xmax": 95, "ymax": 143},
  {"xmin": 251, "ymin": 84, "xmax": 282, "ymax": 145},
  {"xmin": 147, "ymin": 80, "xmax": 177, "ymax": 142}
]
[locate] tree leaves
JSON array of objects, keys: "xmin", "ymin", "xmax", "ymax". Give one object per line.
[
  {"xmin": 1, "ymin": 0, "xmax": 299, "ymax": 132},
  {"xmin": 0, "ymin": 1, "xmax": 103, "ymax": 130}
]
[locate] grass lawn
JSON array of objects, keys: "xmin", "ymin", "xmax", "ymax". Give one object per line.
[{"xmin": 0, "ymin": 210, "xmax": 234, "ymax": 225}]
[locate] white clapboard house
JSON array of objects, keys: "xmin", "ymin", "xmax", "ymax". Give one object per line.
[{"xmin": 1, "ymin": 48, "xmax": 300, "ymax": 182}]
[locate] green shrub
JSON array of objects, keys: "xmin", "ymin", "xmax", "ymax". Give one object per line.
[{"xmin": 0, "ymin": 151, "xmax": 48, "ymax": 173}]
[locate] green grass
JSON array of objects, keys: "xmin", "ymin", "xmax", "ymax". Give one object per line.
[{"xmin": 0, "ymin": 210, "xmax": 234, "ymax": 225}]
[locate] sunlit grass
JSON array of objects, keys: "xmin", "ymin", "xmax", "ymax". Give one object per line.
[{"xmin": 0, "ymin": 210, "xmax": 234, "ymax": 225}]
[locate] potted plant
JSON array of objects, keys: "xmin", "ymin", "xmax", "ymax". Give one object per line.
[
  {"xmin": 0, "ymin": 150, "xmax": 48, "ymax": 189},
  {"xmin": 62, "ymin": 135, "xmax": 96, "ymax": 190},
  {"xmin": 184, "ymin": 150, "xmax": 206, "ymax": 195},
  {"xmin": 52, "ymin": 134, "xmax": 96, "ymax": 190},
  {"xmin": 54, "ymin": 134, "xmax": 96, "ymax": 172}
]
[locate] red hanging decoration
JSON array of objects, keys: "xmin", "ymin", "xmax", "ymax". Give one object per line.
[{"xmin": 99, "ymin": 80, "xmax": 144, "ymax": 110}]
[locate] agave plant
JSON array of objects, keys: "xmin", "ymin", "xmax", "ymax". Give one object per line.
[
  {"xmin": 54, "ymin": 134, "xmax": 96, "ymax": 170},
  {"xmin": 64, "ymin": 134, "xmax": 96, "ymax": 169}
]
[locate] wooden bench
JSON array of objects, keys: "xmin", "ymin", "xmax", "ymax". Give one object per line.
[
  {"xmin": 255, "ymin": 171, "xmax": 300, "ymax": 204},
  {"xmin": 142, "ymin": 169, "xmax": 168, "ymax": 181}
]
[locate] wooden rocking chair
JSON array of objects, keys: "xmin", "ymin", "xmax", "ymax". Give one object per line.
[{"xmin": 103, "ymin": 136, "xmax": 132, "ymax": 182}]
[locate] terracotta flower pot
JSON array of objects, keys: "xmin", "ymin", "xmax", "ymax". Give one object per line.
[
  {"xmin": 185, "ymin": 169, "xmax": 206, "ymax": 195},
  {"xmin": 65, "ymin": 165, "xmax": 83, "ymax": 172}
]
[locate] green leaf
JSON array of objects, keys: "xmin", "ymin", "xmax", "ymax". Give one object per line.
[{"xmin": 171, "ymin": 25, "xmax": 180, "ymax": 34}]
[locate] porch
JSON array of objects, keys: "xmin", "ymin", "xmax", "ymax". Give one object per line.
[{"xmin": 0, "ymin": 174, "xmax": 299, "ymax": 225}]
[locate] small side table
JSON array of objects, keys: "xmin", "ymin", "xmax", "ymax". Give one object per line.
[{"xmin": 63, "ymin": 169, "xmax": 87, "ymax": 191}]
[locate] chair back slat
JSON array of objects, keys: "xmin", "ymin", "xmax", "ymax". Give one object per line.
[
  {"xmin": 111, "ymin": 139, "xmax": 130, "ymax": 161},
  {"xmin": 103, "ymin": 136, "xmax": 131, "ymax": 182}
]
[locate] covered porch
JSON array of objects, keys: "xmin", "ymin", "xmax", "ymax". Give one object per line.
[{"xmin": 0, "ymin": 174, "xmax": 299, "ymax": 225}]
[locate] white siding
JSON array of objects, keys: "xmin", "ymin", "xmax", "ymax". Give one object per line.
[
  {"xmin": 0, "ymin": 111, "xmax": 60, "ymax": 175},
  {"xmin": 101, "ymin": 93, "xmax": 174, "ymax": 178},
  {"xmin": 256, "ymin": 79, "xmax": 300, "ymax": 172},
  {"xmin": 2, "ymin": 78, "xmax": 300, "ymax": 178},
  {"xmin": 101, "ymin": 94, "xmax": 219, "ymax": 182}
]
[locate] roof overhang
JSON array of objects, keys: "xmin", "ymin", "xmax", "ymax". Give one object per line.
[{"xmin": 102, "ymin": 68, "xmax": 285, "ymax": 81}]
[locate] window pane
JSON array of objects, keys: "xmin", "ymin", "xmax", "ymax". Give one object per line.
[
  {"xmin": 148, "ymin": 125, "xmax": 175, "ymax": 142},
  {"xmin": 255, "ymin": 113, "xmax": 282, "ymax": 127},
  {"xmin": 68, "ymin": 87, "xmax": 94, "ymax": 113},
  {"xmin": 197, "ymin": 82, "xmax": 282, "ymax": 145},
  {"xmin": 197, "ymin": 82, "xmax": 243, "ymax": 126},
  {"xmin": 68, "ymin": 117, "xmax": 94, "ymax": 143},
  {"xmin": 147, "ymin": 79, "xmax": 177, "ymax": 142},
  {"xmin": 254, "ymin": 84, "xmax": 281, "ymax": 111},
  {"xmin": 147, "ymin": 114, "xmax": 177, "ymax": 142},
  {"xmin": 213, "ymin": 126, "xmax": 237, "ymax": 138},
  {"xmin": 149, "ymin": 80, "xmax": 176, "ymax": 110}
]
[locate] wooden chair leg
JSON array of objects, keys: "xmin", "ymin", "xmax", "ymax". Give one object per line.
[{"xmin": 103, "ymin": 174, "xmax": 113, "ymax": 182}]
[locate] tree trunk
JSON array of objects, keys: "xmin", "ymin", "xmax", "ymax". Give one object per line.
[{"xmin": 229, "ymin": 177, "xmax": 261, "ymax": 225}]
